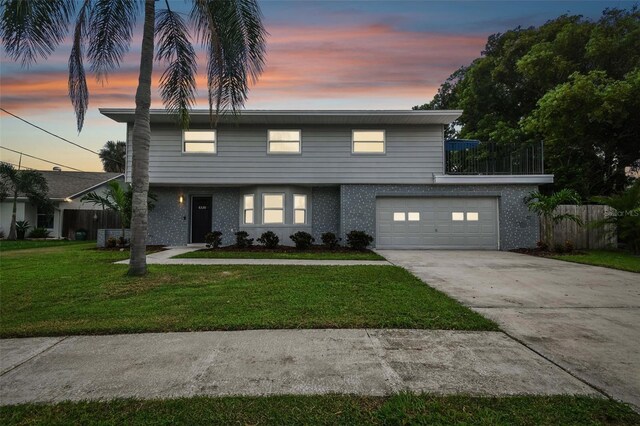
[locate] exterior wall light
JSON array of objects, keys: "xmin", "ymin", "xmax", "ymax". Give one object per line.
[{"xmin": 179, "ymin": 195, "xmax": 184, "ymax": 204}]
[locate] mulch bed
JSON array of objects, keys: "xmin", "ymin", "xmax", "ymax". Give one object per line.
[
  {"xmin": 94, "ymin": 245, "xmax": 167, "ymax": 254},
  {"xmin": 510, "ymin": 248, "xmax": 585, "ymax": 257},
  {"xmin": 204, "ymin": 244, "xmax": 375, "ymax": 254}
]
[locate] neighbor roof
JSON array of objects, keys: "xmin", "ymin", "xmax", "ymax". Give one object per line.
[
  {"xmin": 35, "ymin": 171, "xmax": 122, "ymax": 200},
  {"xmin": 100, "ymin": 109, "xmax": 462, "ymax": 125}
]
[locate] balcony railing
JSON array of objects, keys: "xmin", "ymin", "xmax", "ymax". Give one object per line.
[{"xmin": 444, "ymin": 140, "xmax": 544, "ymax": 175}]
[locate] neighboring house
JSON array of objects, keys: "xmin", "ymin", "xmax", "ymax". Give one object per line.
[
  {"xmin": 100, "ymin": 109, "xmax": 553, "ymax": 250},
  {"xmin": 0, "ymin": 171, "xmax": 123, "ymax": 239}
]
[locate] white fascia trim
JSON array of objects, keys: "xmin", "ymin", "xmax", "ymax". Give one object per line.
[{"xmin": 434, "ymin": 174, "xmax": 554, "ymax": 184}]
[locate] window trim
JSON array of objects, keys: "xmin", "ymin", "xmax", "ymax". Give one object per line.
[
  {"xmin": 267, "ymin": 129, "xmax": 302, "ymax": 155},
  {"xmin": 262, "ymin": 193, "xmax": 285, "ymax": 224},
  {"xmin": 351, "ymin": 129, "xmax": 386, "ymax": 155},
  {"xmin": 182, "ymin": 130, "xmax": 217, "ymax": 154},
  {"xmin": 293, "ymin": 194, "xmax": 307, "ymax": 225},
  {"xmin": 243, "ymin": 194, "xmax": 255, "ymax": 224}
]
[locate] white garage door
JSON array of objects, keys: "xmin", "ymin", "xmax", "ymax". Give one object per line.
[{"xmin": 376, "ymin": 197, "xmax": 499, "ymax": 249}]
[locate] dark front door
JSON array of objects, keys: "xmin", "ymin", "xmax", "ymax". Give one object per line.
[{"xmin": 191, "ymin": 196, "xmax": 212, "ymax": 243}]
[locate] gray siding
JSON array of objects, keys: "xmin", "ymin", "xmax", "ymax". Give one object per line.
[
  {"xmin": 340, "ymin": 184, "xmax": 539, "ymax": 251},
  {"xmin": 128, "ymin": 124, "xmax": 444, "ymax": 185}
]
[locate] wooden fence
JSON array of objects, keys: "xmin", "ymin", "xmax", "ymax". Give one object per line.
[
  {"xmin": 539, "ymin": 205, "xmax": 617, "ymax": 249},
  {"xmin": 62, "ymin": 209, "xmax": 122, "ymax": 240}
]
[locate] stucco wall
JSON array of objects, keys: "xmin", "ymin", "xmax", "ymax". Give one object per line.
[
  {"xmin": 311, "ymin": 186, "xmax": 341, "ymax": 242},
  {"xmin": 340, "ymin": 184, "xmax": 539, "ymax": 250}
]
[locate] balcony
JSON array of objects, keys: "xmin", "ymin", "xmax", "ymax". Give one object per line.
[{"xmin": 445, "ymin": 140, "xmax": 544, "ymax": 175}]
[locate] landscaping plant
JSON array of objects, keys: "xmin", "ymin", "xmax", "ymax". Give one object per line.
[
  {"xmin": 27, "ymin": 228, "xmax": 51, "ymax": 239},
  {"xmin": 321, "ymin": 232, "xmax": 340, "ymax": 249},
  {"xmin": 106, "ymin": 237, "xmax": 118, "ymax": 249},
  {"xmin": 235, "ymin": 231, "xmax": 254, "ymax": 248},
  {"xmin": 346, "ymin": 231, "xmax": 374, "ymax": 250},
  {"xmin": 15, "ymin": 221, "xmax": 30, "ymax": 240},
  {"xmin": 290, "ymin": 232, "xmax": 314, "ymax": 250},
  {"xmin": 205, "ymin": 231, "xmax": 223, "ymax": 249},
  {"xmin": 525, "ymin": 189, "xmax": 583, "ymax": 249},
  {"xmin": 591, "ymin": 180, "xmax": 640, "ymax": 253},
  {"xmin": 257, "ymin": 231, "xmax": 279, "ymax": 249},
  {"xmin": 82, "ymin": 180, "xmax": 156, "ymax": 244}
]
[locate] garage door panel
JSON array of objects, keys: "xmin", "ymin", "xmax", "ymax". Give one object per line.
[{"xmin": 376, "ymin": 197, "xmax": 498, "ymax": 249}]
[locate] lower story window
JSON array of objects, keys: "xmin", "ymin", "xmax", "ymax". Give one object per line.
[
  {"xmin": 263, "ymin": 194, "xmax": 284, "ymax": 224},
  {"xmin": 294, "ymin": 194, "xmax": 307, "ymax": 224},
  {"xmin": 37, "ymin": 210, "xmax": 54, "ymax": 228},
  {"xmin": 243, "ymin": 194, "xmax": 254, "ymax": 224}
]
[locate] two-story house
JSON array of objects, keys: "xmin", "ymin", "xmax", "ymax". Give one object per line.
[{"xmin": 100, "ymin": 109, "xmax": 553, "ymax": 250}]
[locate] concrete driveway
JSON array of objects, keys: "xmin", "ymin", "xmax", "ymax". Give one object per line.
[{"xmin": 378, "ymin": 250, "xmax": 640, "ymax": 411}]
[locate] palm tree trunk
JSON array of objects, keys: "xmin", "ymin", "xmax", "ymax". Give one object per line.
[
  {"xmin": 8, "ymin": 190, "xmax": 18, "ymax": 240},
  {"xmin": 128, "ymin": 0, "xmax": 155, "ymax": 276}
]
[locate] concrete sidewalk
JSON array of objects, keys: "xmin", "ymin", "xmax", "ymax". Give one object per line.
[
  {"xmin": 0, "ymin": 329, "xmax": 599, "ymax": 405},
  {"xmin": 114, "ymin": 247, "xmax": 391, "ymax": 266}
]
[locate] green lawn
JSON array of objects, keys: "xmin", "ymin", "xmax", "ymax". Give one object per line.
[
  {"xmin": 0, "ymin": 243, "xmax": 496, "ymax": 337},
  {"xmin": 2, "ymin": 394, "xmax": 637, "ymax": 425},
  {"xmin": 551, "ymin": 250, "xmax": 640, "ymax": 273},
  {"xmin": 0, "ymin": 239, "xmax": 91, "ymax": 252},
  {"xmin": 175, "ymin": 248, "xmax": 385, "ymax": 260}
]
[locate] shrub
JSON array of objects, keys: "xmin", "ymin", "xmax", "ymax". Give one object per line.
[
  {"xmin": 0, "ymin": 230, "xmax": 5, "ymax": 239},
  {"xmin": 118, "ymin": 236, "xmax": 129, "ymax": 247},
  {"xmin": 552, "ymin": 243, "xmax": 565, "ymax": 254},
  {"xmin": 28, "ymin": 227, "xmax": 51, "ymax": 239},
  {"xmin": 536, "ymin": 240, "xmax": 549, "ymax": 251},
  {"xmin": 106, "ymin": 236, "xmax": 118, "ymax": 248},
  {"xmin": 564, "ymin": 240, "xmax": 575, "ymax": 253},
  {"xmin": 257, "ymin": 231, "xmax": 279, "ymax": 249},
  {"xmin": 205, "ymin": 231, "xmax": 223, "ymax": 249},
  {"xmin": 346, "ymin": 230, "xmax": 373, "ymax": 250},
  {"xmin": 321, "ymin": 232, "xmax": 340, "ymax": 249},
  {"xmin": 290, "ymin": 231, "xmax": 314, "ymax": 250},
  {"xmin": 235, "ymin": 231, "xmax": 254, "ymax": 248}
]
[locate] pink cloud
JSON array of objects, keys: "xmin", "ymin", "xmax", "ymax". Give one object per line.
[{"xmin": 1, "ymin": 22, "xmax": 486, "ymax": 112}]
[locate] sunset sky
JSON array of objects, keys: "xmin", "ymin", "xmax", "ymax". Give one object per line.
[{"xmin": 0, "ymin": 0, "xmax": 625, "ymax": 171}]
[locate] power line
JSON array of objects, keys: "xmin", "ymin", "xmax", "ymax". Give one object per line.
[
  {"xmin": 0, "ymin": 146, "xmax": 85, "ymax": 172},
  {"xmin": 0, "ymin": 160, "xmax": 34, "ymax": 170},
  {"xmin": 0, "ymin": 107, "xmax": 126, "ymax": 166}
]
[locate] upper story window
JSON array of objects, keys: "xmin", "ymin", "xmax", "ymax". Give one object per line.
[
  {"xmin": 293, "ymin": 194, "xmax": 307, "ymax": 224},
  {"xmin": 263, "ymin": 193, "xmax": 284, "ymax": 224},
  {"xmin": 243, "ymin": 194, "xmax": 254, "ymax": 224},
  {"xmin": 268, "ymin": 130, "xmax": 301, "ymax": 154},
  {"xmin": 183, "ymin": 130, "xmax": 216, "ymax": 153},
  {"xmin": 352, "ymin": 130, "xmax": 385, "ymax": 154}
]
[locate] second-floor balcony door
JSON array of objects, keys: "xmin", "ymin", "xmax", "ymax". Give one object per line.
[{"xmin": 191, "ymin": 196, "xmax": 212, "ymax": 243}]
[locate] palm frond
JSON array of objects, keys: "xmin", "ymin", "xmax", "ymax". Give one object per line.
[
  {"xmin": 155, "ymin": 7, "xmax": 197, "ymax": 129},
  {"xmin": 87, "ymin": 0, "xmax": 139, "ymax": 82},
  {"xmin": 1, "ymin": 0, "xmax": 76, "ymax": 66},
  {"xmin": 68, "ymin": 0, "xmax": 91, "ymax": 132},
  {"xmin": 191, "ymin": 0, "xmax": 266, "ymax": 123}
]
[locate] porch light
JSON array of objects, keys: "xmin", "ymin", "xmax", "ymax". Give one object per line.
[{"xmin": 179, "ymin": 195, "xmax": 184, "ymax": 204}]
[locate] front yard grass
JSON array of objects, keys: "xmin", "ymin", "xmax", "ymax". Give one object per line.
[
  {"xmin": 175, "ymin": 248, "xmax": 384, "ymax": 260},
  {"xmin": 551, "ymin": 250, "xmax": 640, "ymax": 273},
  {"xmin": 0, "ymin": 243, "xmax": 496, "ymax": 337},
  {"xmin": 0, "ymin": 239, "xmax": 91, "ymax": 252},
  {"xmin": 1, "ymin": 394, "xmax": 637, "ymax": 425}
]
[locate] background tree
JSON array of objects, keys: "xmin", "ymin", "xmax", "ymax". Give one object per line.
[
  {"xmin": 415, "ymin": 7, "xmax": 640, "ymax": 198},
  {"xmin": 590, "ymin": 181, "xmax": 640, "ymax": 253},
  {"xmin": 525, "ymin": 189, "xmax": 583, "ymax": 248},
  {"xmin": 2, "ymin": 0, "xmax": 266, "ymax": 275},
  {"xmin": 0, "ymin": 162, "xmax": 51, "ymax": 240},
  {"xmin": 99, "ymin": 141, "xmax": 126, "ymax": 173}
]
